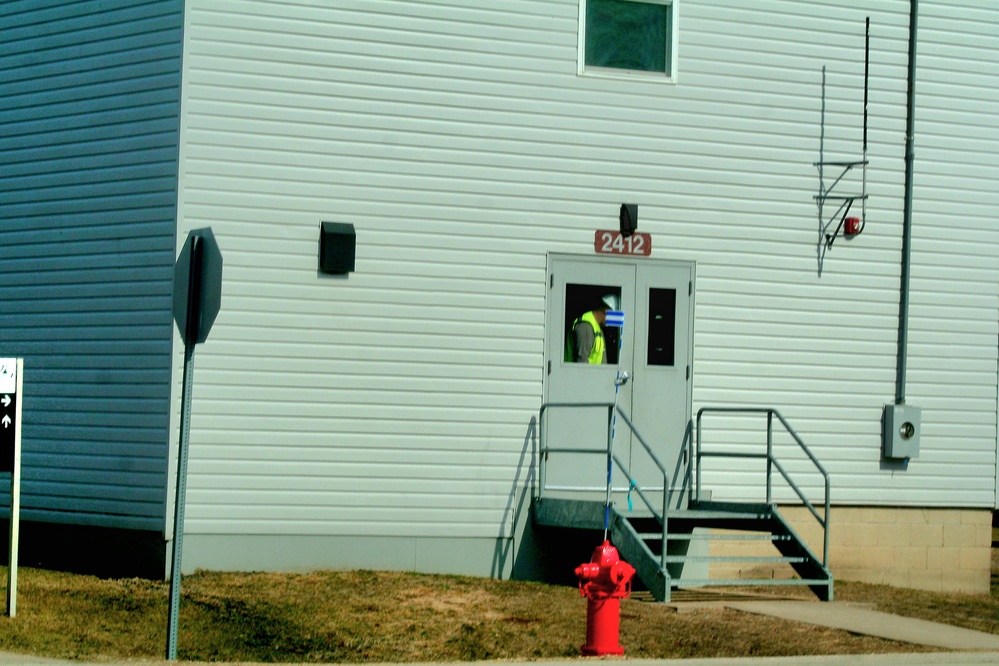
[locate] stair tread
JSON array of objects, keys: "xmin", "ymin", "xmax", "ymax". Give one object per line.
[
  {"xmin": 671, "ymin": 510, "xmax": 773, "ymax": 519},
  {"xmin": 664, "ymin": 555, "xmax": 808, "ymax": 564},
  {"xmin": 672, "ymin": 578, "xmax": 832, "ymax": 587},
  {"xmin": 640, "ymin": 533, "xmax": 791, "ymax": 541}
]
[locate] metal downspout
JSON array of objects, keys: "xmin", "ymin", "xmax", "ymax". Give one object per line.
[{"xmin": 895, "ymin": 0, "xmax": 918, "ymax": 405}]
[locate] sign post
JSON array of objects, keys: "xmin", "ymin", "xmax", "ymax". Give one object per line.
[
  {"xmin": 602, "ymin": 311, "xmax": 626, "ymax": 542},
  {"xmin": 1, "ymin": 358, "xmax": 23, "ymax": 617},
  {"xmin": 167, "ymin": 229, "xmax": 222, "ymax": 660}
]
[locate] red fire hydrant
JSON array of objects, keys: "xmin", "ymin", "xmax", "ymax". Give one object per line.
[{"xmin": 574, "ymin": 540, "xmax": 636, "ymax": 656}]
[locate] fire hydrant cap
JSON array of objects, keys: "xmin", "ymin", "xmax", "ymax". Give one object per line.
[
  {"xmin": 592, "ymin": 540, "xmax": 620, "ymax": 566},
  {"xmin": 610, "ymin": 559, "xmax": 635, "ymax": 584}
]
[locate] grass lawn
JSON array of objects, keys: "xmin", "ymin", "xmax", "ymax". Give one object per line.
[{"xmin": 0, "ymin": 553, "xmax": 995, "ymax": 663}]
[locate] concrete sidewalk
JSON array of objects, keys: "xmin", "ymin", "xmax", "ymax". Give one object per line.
[{"xmin": 725, "ymin": 600, "xmax": 999, "ymax": 651}]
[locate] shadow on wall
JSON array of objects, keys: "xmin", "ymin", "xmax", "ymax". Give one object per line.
[
  {"xmin": 501, "ymin": 416, "xmax": 626, "ymax": 589},
  {"xmin": 0, "ymin": 521, "xmax": 166, "ymax": 579},
  {"xmin": 493, "ymin": 417, "xmax": 537, "ymax": 579}
]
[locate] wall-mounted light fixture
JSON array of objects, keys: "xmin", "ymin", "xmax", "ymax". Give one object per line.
[
  {"xmin": 619, "ymin": 204, "xmax": 638, "ymax": 237},
  {"xmin": 318, "ymin": 222, "xmax": 356, "ymax": 275}
]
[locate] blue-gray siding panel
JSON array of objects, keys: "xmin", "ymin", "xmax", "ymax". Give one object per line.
[{"xmin": 0, "ymin": 0, "xmax": 184, "ymax": 530}]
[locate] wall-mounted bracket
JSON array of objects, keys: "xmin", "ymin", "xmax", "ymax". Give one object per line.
[
  {"xmin": 815, "ymin": 18, "xmax": 870, "ymax": 275},
  {"xmin": 814, "ymin": 160, "xmax": 868, "ymax": 249}
]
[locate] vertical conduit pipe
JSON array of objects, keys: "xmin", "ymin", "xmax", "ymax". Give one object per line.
[{"xmin": 895, "ymin": 0, "xmax": 918, "ymax": 405}]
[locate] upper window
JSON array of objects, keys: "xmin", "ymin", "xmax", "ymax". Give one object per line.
[{"xmin": 579, "ymin": 0, "xmax": 677, "ymax": 81}]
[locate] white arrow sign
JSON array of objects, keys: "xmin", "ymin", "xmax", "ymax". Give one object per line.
[
  {"xmin": 1, "ymin": 415, "xmax": 10, "ymax": 428},
  {"xmin": 1, "ymin": 395, "xmax": 9, "ymax": 408},
  {"xmin": 0, "ymin": 359, "xmax": 14, "ymax": 394}
]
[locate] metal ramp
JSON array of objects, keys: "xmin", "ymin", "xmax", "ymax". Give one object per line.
[{"xmin": 535, "ymin": 405, "xmax": 833, "ymax": 603}]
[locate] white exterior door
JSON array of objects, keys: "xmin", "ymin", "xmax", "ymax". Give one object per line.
[{"xmin": 543, "ymin": 254, "xmax": 694, "ymax": 510}]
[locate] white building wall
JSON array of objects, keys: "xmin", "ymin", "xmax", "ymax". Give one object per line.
[
  {"xmin": 697, "ymin": 2, "xmax": 999, "ymax": 507},
  {"xmin": 171, "ymin": 0, "xmax": 998, "ymax": 567},
  {"xmin": 902, "ymin": 2, "xmax": 999, "ymax": 508}
]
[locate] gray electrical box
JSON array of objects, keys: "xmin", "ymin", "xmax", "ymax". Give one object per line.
[{"xmin": 883, "ymin": 404, "xmax": 921, "ymax": 459}]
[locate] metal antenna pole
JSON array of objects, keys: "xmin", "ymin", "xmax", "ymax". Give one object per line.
[{"xmin": 863, "ymin": 17, "xmax": 870, "ymax": 225}]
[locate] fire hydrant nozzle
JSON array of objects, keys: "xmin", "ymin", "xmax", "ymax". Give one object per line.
[{"xmin": 574, "ymin": 540, "xmax": 636, "ymax": 656}]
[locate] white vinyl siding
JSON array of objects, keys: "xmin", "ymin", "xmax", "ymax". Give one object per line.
[
  {"xmin": 173, "ymin": 0, "xmax": 998, "ymax": 546},
  {"xmin": 901, "ymin": 2, "xmax": 999, "ymax": 508}
]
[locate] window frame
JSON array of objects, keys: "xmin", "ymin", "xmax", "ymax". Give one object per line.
[{"xmin": 577, "ymin": 0, "xmax": 678, "ymax": 83}]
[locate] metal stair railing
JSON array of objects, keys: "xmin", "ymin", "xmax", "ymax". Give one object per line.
[
  {"xmin": 539, "ymin": 401, "xmax": 671, "ymax": 574},
  {"xmin": 694, "ymin": 407, "xmax": 831, "ymax": 567}
]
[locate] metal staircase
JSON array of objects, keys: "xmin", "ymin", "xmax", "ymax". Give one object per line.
[{"xmin": 535, "ymin": 405, "xmax": 833, "ymax": 603}]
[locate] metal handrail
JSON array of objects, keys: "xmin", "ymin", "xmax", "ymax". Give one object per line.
[
  {"xmin": 539, "ymin": 401, "xmax": 671, "ymax": 572},
  {"xmin": 695, "ymin": 407, "xmax": 831, "ymax": 566}
]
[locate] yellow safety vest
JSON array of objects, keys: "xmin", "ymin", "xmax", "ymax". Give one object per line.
[{"xmin": 565, "ymin": 311, "xmax": 605, "ymax": 364}]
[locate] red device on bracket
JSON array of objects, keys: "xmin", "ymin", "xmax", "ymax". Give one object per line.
[{"xmin": 844, "ymin": 217, "xmax": 863, "ymax": 236}]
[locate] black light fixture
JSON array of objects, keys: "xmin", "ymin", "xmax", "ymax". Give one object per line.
[
  {"xmin": 619, "ymin": 204, "xmax": 638, "ymax": 237},
  {"xmin": 319, "ymin": 221, "xmax": 356, "ymax": 274}
]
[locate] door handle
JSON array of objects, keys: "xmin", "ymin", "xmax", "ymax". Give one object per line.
[{"xmin": 615, "ymin": 370, "xmax": 630, "ymax": 386}]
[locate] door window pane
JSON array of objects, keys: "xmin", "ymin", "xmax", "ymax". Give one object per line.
[
  {"xmin": 565, "ymin": 283, "xmax": 622, "ymax": 365},
  {"xmin": 647, "ymin": 288, "xmax": 675, "ymax": 366}
]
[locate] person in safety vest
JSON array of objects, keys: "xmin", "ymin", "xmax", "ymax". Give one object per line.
[{"xmin": 566, "ymin": 294, "xmax": 619, "ymax": 364}]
